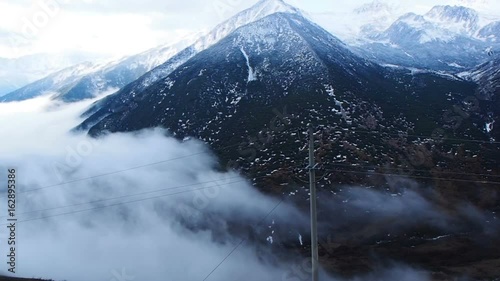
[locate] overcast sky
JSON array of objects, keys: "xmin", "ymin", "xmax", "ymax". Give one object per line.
[{"xmin": 1, "ymin": 0, "xmax": 499, "ymax": 59}]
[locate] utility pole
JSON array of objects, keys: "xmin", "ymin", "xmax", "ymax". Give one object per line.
[{"xmin": 308, "ymin": 126, "xmax": 319, "ymax": 281}]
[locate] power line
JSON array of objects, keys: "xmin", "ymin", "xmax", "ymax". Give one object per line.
[
  {"xmin": 352, "ymin": 129, "xmax": 500, "ymax": 145},
  {"xmin": 18, "ymin": 165, "xmax": 495, "ymax": 223},
  {"xmin": 2, "ymin": 177, "xmax": 286, "ymax": 280},
  {"xmin": 324, "ymin": 162, "xmax": 500, "ymax": 179},
  {"xmin": 201, "ymin": 198, "xmax": 285, "ymax": 281},
  {"xmin": 322, "ymin": 167, "xmax": 500, "ymax": 185},
  {"xmin": 3, "ymin": 151, "xmax": 206, "ymax": 198},
  {"xmin": 6, "ymin": 158, "xmax": 497, "ymax": 220},
  {"xmin": 1, "ymin": 160, "xmax": 306, "ymax": 222},
  {"xmin": 0, "ymin": 180, "xmax": 253, "ymax": 227},
  {"xmin": 3, "ymin": 156, "xmax": 317, "ymax": 221},
  {"xmin": 11, "ymin": 147, "xmax": 233, "ymax": 196},
  {"xmin": 3, "ymin": 125, "xmax": 496, "ymax": 199},
  {"xmin": 0, "ymin": 176, "xmax": 245, "ymax": 219},
  {"xmin": 2, "ymin": 128, "xmax": 305, "ymax": 198}
]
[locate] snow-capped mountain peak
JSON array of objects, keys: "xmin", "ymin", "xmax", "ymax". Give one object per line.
[
  {"xmin": 424, "ymin": 5, "xmax": 480, "ymax": 34},
  {"xmin": 193, "ymin": 0, "xmax": 302, "ymax": 52},
  {"xmin": 399, "ymin": 12, "xmax": 426, "ymax": 24},
  {"xmin": 379, "ymin": 4, "xmax": 485, "ymax": 44},
  {"xmin": 354, "ymin": 0, "xmax": 392, "ymax": 15},
  {"xmin": 426, "ymin": 5, "xmax": 478, "ymax": 21},
  {"xmin": 110, "ymin": 0, "xmax": 307, "ymax": 94},
  {"xmin": 253, "ymin": 0, "xmax": 302, "ymax": 15},
  {"xmin": 78, "ymin": 10, "xmax": 380, "ymax": 138}
]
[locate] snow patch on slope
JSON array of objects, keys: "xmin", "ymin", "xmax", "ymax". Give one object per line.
[
  {"xmin": 486, "ymin": 121, "xmax": 494, "ymax": 132},
  {"xmin": 240, "ymin": 47, "xmax": 257, "ymax": 82}
]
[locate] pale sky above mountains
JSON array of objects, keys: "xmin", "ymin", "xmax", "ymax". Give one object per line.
[{"xmin": 0, "ymin": 0, "xmax": 499, "ymax": 59}]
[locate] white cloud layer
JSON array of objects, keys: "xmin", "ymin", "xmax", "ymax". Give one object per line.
[{"xmin": 0, "ymin": 97, "xmax": 307, "ymax": 281}]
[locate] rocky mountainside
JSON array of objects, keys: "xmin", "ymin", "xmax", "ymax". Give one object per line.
[
  {"xmin": 466, "ymin": 57, "xmax": 500, "ymax": 100},
  {"xmin": 478, "ymin": 21, "xmax": 500, "ymax": 42},
  {"xmin": 78, "ymin": 11, "xmax": 385, "ymax": 137},
  {"xmin": 78, "ymin": 6, "xmax": 499, "ymax": 180},
  {"xmin": 459, "ymin": 57, "xmax": 499, "ymax": 137}
]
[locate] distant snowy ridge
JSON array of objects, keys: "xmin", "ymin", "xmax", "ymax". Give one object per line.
[
  {"xmin": 0, "ymin": 36, "xmax": 196, "ymax": 103},
  {"xmin": 352, "ymin": 3, "xmax": 500, "ymax": 71}
]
